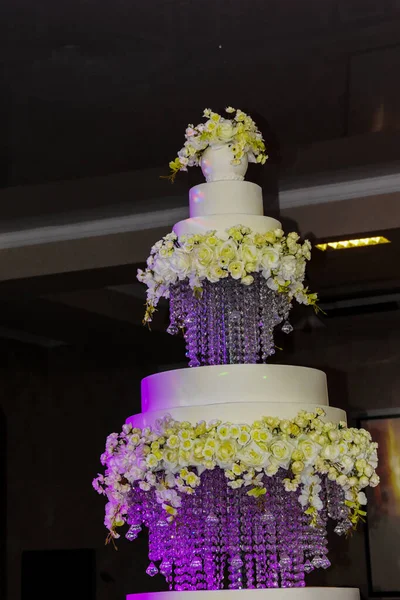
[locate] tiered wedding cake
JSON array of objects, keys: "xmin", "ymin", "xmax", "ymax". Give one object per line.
[{"xmin": 94, "ymin": 108, "xmax": 379, "ymax": 600}]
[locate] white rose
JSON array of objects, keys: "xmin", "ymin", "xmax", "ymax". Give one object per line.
[
  {"xmin": 169, "ymin": 249, "xmax": 192, "ymax": 278},
  {"xmin": 341, "ymin": 456, "xmax": 354, "ymax": 474},
  {"xmin": 298, "ymin": 438, "xmax": 321, "ymax": 464},
  {"xmin": 357, "ymin": 491, "xmax": 367, "ymax": 505},
  {"xmin": 237, "ymin": 441, "xmax": 269, "ymax": 467},
  {"xmin": 195, "ymin": 244, "xmax": 214, "ymax": 267},
  {"xmin": 279, "ymin": 255, "xmax": 297, "ymax": 279},
  {"xmin": 370, "ymin": 473, "xmax": 380, "ymax": 487},
  {"xmin": 337, "ymin": 474, "xmax": 349, "ymax": 487},
  {"xmin": 152, "ymin": 257, "xmax": 176, "ymax": 284},
  {"xmin": 270, "ymin": 439, "xmax": 293, "ymax": 468},
  {"xmin": 217, "ymin": 119, "xmax": 236, "ymax": 142},
  {"xmin": 240, "ymin": 244, "xmax": 259, "ymax": 264},
  {"xmin": 261, "ymin": 248, "xmax": 280, "ymax": 270},
  {"xmin": 322, "ymin": 444, "xmax": 340, "ymax": 461}
]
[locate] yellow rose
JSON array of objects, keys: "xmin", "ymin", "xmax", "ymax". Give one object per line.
[
  {"xmin": 228, "ymin": 261, "xmax": 245, "ymax": 280},
  {"xmin": 264, "ymin": 231, "xmax": 276, "ymax": 244},
  {"xmin": 166, "ymin": 435, "xmax": 179, "ymax": 449},
  {"xmin": 196, "ymin": 244, "xmax": 214, "ymax": 267},
  {"xmin": 291, "ymin": 449, "xmax": 304, "ymax": 462},
  {"xmin": 291, "ymin": 460, "xmax": 305, "ymax": 475},
  {"xmin": 216, "ymin": 440, "xmax": 237, "ymax": 462},
  {"xmin": 270, "ymin": 440, "xmax": 291, "ymax": 462}
]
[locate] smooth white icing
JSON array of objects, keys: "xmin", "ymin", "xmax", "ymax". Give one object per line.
[
  {"xmin": 141, "ymin": 365, "xmax": 329, "ymax": 412},
  {"xmin": 189, "ymin": 181, "xmax": 263, "ymax": 217},
  {"xmin": 128, "ymin": 587, "xmax": 359, "ymax": 600}
]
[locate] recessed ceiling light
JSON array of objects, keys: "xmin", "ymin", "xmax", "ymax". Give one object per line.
[{"xmin": 316, "ymin": 236, "xmax": 390, "ymax": 251}]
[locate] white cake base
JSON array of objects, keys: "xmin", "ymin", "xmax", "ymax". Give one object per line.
[{"xmin": 127, "ymin": 588, "xmax": 360, "ymax": 600}]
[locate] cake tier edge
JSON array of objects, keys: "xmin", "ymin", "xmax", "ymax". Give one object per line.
[
  {"xmin": 127, "ymin": 588, "xmax": 359, "ymax": 600},
  {"xmin": 141, "ymin": 365, "xmax": 330, "ymax": 413},
  {"xmin": 173, "ymin": 215, "xmax": 281, "ymax": 237},
  {"xmin": 127, "ymin": 402, "xmax": 346, "ymax": 428}
]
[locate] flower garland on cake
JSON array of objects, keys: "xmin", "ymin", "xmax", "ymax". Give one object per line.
[
  {"xmin": 93, "ymin": 409, "xmax": 379, "ymax": 540},
  {"xmin": 137, "ymin": 225, "xmax": 317, "ymax": 324},
  {"xmin": 167, "ymin": 107, "xmax": 268, "ymax": 181}
]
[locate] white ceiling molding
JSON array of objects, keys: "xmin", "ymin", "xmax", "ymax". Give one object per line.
[
  {"xmin": 279, "ymin": 171, "xmax": 400, "ymax": 208},
  {"xmin": 0, "ymin": 206, "xmax": 188, "ymax": 249},
  {"xmin": 1, "ymin": 171, "xmax": 400, "ymax": 249}
]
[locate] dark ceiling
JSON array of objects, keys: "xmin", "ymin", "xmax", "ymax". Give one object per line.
[{"xmin": 3, "ymin": 0, "xmax": 400, "ymax": 187}]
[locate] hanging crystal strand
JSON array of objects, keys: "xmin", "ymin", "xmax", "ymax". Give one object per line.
[
  {"xmin": 203, "ymin": 471, "xmax": 220, "ymax": 589},
  {"xmin": 326, "ymin": 478, "xmax": 352, "ymax": 535},
  {"xmin": 243, "ymin": 277, "xmax": 259, "ymax": 364},
  {"xmin": 264, "ymin": 475, "xmax": 279, "ymax": 588},
  {"xmin": 311, "ymin": 481, "xmax": 330, "ymax": 571},
  {"xmin": 184, "ymin": 284, "xmax": 201, "ymax": 368},
  {"xmin": 235, "ymin": 282, "xmax": 245, "ymax": 363},
  {"xmin": 167, "ymin": 284, "xmax": 179, "ymax": 335},
  {"xmin": 278, "ymin": 294, "xmax": 293, "ymax": 335},
  {"xmin": 259, "ymin": 281, "xmax": 275, "ymax": 362},
  {"xmin": 253, "ymin": 500, "xmax": 267, "ymax": 588},
  {"xmin": 220, "ymin": 279, "xmax": 228, "ymax": 364},
  {"xmin": 207, "ymin": 282, "xmax": 219, "ymax": 366},
  {"xmin": 226, "ymin": 279, "xmax": 239, "ymax": 363},
  {"xmin": 216, "ymin": 469, "xmax": 228, "ymax": 588},
  {"xmin": 199, "ymin": 284, "xmax": 208, "ymax": 365},
  {"xmin": 286, "ymin": 486, "xmax": 305, "ymax": 587},
  {"xmin": 159, "ymin": 519, "xmax": 175, "ymax": 589},
  {"xmin": 275, "ymin": 473, "xmax": 292, "ymax": 588},
  {"xmin": 241, "ymin": 491, "xmax": 255, "ymax": 588},
  {"xmin": 213, "ymin": 281, "xmax": 224, "ymax": 365},
  {"xmin": 190, "ymin": 487, "xmax": 205, "ymax": 590},
  {"xmin": 227, "ymin": 485, "xmax": 243, "ymax": 589}
]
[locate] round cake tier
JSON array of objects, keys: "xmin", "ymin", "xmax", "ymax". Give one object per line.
[
  {"xmin": 189, "ymin": 181, "xmax": 263, "ymax": 217},
  {"xmin": 141, "ymin": 365, "xmax": 329, "ymax": 412},
  {"xmin": 127, "ymin": 588, "xmax": 359, "ymax": 600},
  {"xmin": 174, "ymin": 214, "xmax": 281, "ymax": 237}
]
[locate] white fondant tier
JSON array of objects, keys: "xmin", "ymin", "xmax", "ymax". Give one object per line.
[
  {"xmin": 141, "ymin": 365, "xmax": 329, "ymax": 412},
  {"xmin": 189, "ymin": 181, "xmax": 263, "ymax": 217},
  {"xmin": 129, "ymin": 364, "xmax": 346, "ymax": 428},
  {"xmin": 173, "ymin": 214, "xmax": 281, "ymax": 237},
  {"xmin": 127, "ymin": 588, "xmax": 360, "ymax": 600}
]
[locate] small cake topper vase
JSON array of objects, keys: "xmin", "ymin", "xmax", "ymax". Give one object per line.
[{"xmin": 200, "ymin": 144, "xmax": 249, "ymax": 182}]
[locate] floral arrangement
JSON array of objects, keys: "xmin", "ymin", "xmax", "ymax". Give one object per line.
[
  {"xmin": 93, "ymin": 409, "xmax": 379, "ymax": 539},
  {"xmin": 167, "ymin": 107, "xmax": 268, "ymax": 181},
  {"xmin": 137, "ymin": 225, "xmax": 317, "ymax": 324}
]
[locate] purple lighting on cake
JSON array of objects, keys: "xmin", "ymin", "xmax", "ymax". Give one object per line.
[
  {"xmin": 168, "ymin": 275, "xmax": 291, "ymax": 367},
  {"xmin": 124, "ymin": 468, "xmax": 347, "ymax": 590}
]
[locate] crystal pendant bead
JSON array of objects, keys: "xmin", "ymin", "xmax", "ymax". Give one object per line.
[
  {"xmin": 281, "ymin": 321, "xmax": 294, "ymax": 334},
  {"xmin": 146, "ymin": 562, "xmax": 159, "ymax": 577}
]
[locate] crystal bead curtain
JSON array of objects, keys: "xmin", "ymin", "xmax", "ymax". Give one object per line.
[{"xmin": 167, "ymin": 275, "xmax": 292, "ymax": 367}]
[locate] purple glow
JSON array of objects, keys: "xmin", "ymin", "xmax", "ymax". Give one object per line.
[{"xmin": 125, "ymin": 468, "xmax": 345, "ymax": 590}]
